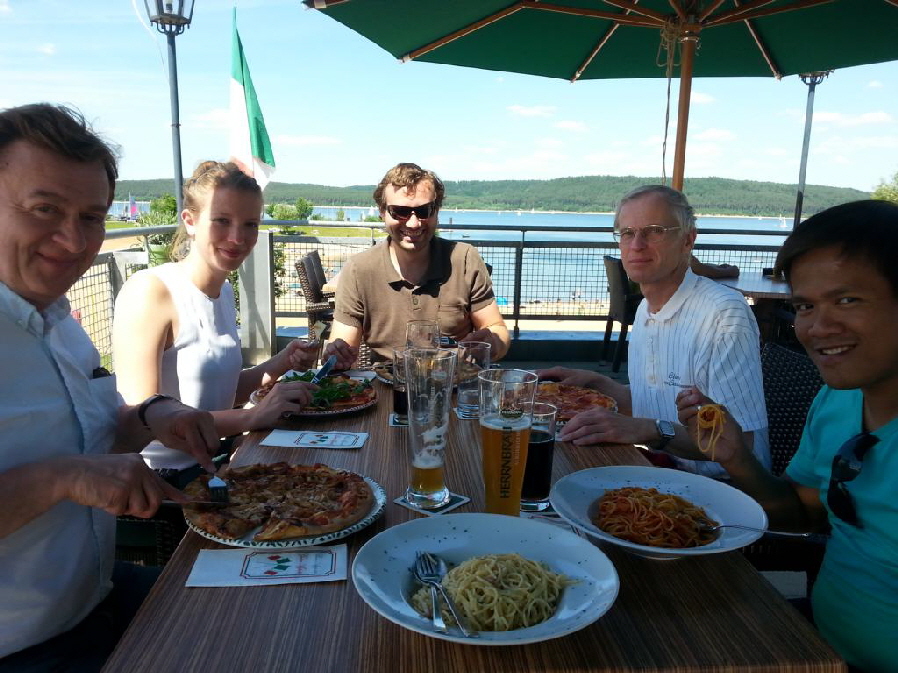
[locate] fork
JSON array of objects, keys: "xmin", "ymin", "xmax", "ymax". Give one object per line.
[
  {"xmin": 207, "ymin": 475, "xmax": 229, "ymax": 504},
  {"xmin": 700, "ymin": 522, "xmax": 828, "ymax": 543},
  {"xmin": 413, "ymin": 552, "xmax": 477, "ymax": 637}
]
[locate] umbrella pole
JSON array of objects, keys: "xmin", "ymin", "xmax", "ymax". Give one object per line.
[
  {"xmin": 671, "ymin": 34, "xmax": 698, "ymax": 192},
  {"xmin": 793, "ymin": 71, "xmax": 830, "ymax": 229}
]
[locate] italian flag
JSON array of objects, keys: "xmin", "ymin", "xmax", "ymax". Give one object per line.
[{"xmin": 229, "ymin": 9, "xmax": 275, "ymax": 189}]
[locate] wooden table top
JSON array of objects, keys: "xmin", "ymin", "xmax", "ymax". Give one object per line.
[
  {"xmin": 103, "ymin": 381, "xmax": 844, "ymax": 673},
  {"xmin": 718, "ymin": 272, "xmax": 791, "ymax": 300}
]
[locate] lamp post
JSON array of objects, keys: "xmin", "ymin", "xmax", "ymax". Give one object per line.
[{"xmin": 144, "ymin": 0, "xmax": 195, "ymax": 215}]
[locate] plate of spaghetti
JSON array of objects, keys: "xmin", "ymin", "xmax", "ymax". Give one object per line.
[
  {"xmin": 550, "ymin": 466, "xmax": 767, "ymax": 560},
  {"xmin": 352, "ymin": 513, "xmax": 619, "ymax": 645}
]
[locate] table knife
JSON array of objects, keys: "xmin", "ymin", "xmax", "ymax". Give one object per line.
[{"xmin": 311, "ymin": 354, "xmax": 337, "ymax": 384}]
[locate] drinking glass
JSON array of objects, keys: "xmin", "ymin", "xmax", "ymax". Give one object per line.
[
  {"xmin": 520, "ymin": 402, "xmax": 558, "ymax": 512},
  {"xmin": 404, "ymin": 348, "xmax": 457, "ymax": 509},
  {"xmin": 477, "ymin": 369, "xmax": 538, "ymax": 516},
  {"xmin": 455, "ymin": 341, "xmax": 491, "ymax": 419},
  {"xmin": 406, "ymin": 320, "xmax": 440, "ymax": 348},
  {"xmin": 392, "ymin": 347, "xmax": 408, "ymax": 425}
]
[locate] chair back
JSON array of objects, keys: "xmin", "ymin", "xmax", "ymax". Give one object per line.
[
  {"xmin": 296, "ymin": 250, "xmax": 328, "ymax": 304},
  {"xmin": 761, "ymin": 342, "xmax": 824, "ymax": 476},
  {"xmin": 603, "ymin": 255, "xmax": 642, "ymax": 323}
]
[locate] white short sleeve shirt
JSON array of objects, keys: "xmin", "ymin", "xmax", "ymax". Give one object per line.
[{"xmin": 629, "ymin": 269, "xmax": 770, "ymax": 477}]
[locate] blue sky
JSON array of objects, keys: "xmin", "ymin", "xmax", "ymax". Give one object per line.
[{"xmin": 2, "ymin": 0, "xmax": 896, "ymax": 192}]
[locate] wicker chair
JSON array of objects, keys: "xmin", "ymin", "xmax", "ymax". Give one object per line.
[
  {"xmin": 295, "ymin": 251, "xmax": 335, "ymax": 363},
  {"xmin": 741, "ymin": 342, "xmax": 826, "ymax": 591},
  {"xmin": 602, "ymin": 256, "xmax": 643, "ymax": 372}
]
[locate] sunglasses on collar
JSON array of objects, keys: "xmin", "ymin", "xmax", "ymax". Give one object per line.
[
  {"xmin": 827, "ymin": 431, "xmax": 878, "ymax": 527},
  {"xmin": 385, "ymin": 201, "xmax": 436, "ymax": 221}
]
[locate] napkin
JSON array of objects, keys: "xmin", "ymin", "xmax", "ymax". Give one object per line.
[
  {"xmin": 261, "ymin": 429, "xmax": 368, "ymax": 449},
  {"xmin": 186, "ymin": 545, "xmax": 348, "ymax": 587}
]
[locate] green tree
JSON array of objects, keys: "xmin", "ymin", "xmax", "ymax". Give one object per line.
[
  {"xmin": 150, "ymin": 194, "xmax": 177, "ymax": 216},
  {"xmin": 271, "ymin": 203, "xmax": 299, "ymax": 220},
  {"xmin": 872, "ymin": 171, "xmax": 898, "ymax": 205},
  {"xmin": 335, "ymin": 208, "xmax": 346, "ymax": 222},
  {"xmin": 295, "ymin": 197, "xmax": 314, "ymax": 220}
]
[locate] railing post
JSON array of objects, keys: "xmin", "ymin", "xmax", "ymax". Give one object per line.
[
  {"xmin": 512, "ymin": 241, "xmax": 524, "ymax": 339},
  {"xmin": 239, "ymin": 229, "xmax": 276, "ymax": 365}
]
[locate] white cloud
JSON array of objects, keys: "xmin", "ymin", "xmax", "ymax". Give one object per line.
[
  {"xmin": 694, "ymin": 128, "xmax": 736, "ymax": 142},
  {"xmin": 189, "ymin": 108, "xmax": 229, "ymax": 130},
  {"xmin": 0, "ymin": 0, "xmax": 10, "ymax": 15},
  {"xmin": 278, "ymin": 134, "xmax": 342, "ymax": 147},
  {"xmin": 814, "ymin": 111, "xmax": 893, "ymax": 127},
  {"xmin": 554, "ymin": 120, "xmax": 587, "ymax": 132},
  {"xmin": 507, "ymin": 104, "xmax": 556, "ymax": 117},
  {"xmin": 691, "ymin": 92, "xmax": 715, "ymax": 104},
  {"xmin": 536, "ymin": 138, "xmax": 564, "ymax": 149},
  {"xmin": 36, "ymin": 43, "xmax": 55, "ymax": 56},
  {"xmin": 868, "ymin": 80, "xmax": 883, "ymax": 89}
]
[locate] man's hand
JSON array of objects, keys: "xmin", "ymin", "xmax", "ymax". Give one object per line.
[
  {"xmin": 249, "ymin": 381, "xmax": 319, "ymax": 430},
  {"xmin": 675, "ymin": 387, "xmax": 745, "ymax": 465},
  {"xmin": 460, "ymin": 328, "xmax": 501, "ymax": 356},
  {"xmin": 61, "ymin": 454, "xmax": 186, "ymax": 518},
  {"xmin": 558, "ymin": 408, "xmax": 656, "ymax": 446},
  {"xmin": 322, "ymin": 338, "xmax": 358, "ymax": 370},
  {"xmin": 537, "ymin": 366, "xmax": 604, "ymax": 389},
  {"xmin": 144, "ymin": 400, "xmax": 219, "ymax": 473}
]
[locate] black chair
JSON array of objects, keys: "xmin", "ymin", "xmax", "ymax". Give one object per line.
[
  {"xmin": 115, "ymin": 511, "xmax": 183, "ymax": 567},
  {"xmin": 602, "ymin": 256, "xmax": 643, "ymax": 373},
  {"xmin": 295, "ymin": 250, "xmax": 335, "ymax": 364},
  {"xmin": 741, "ymin": 342, "xmax": 826, "ymax": 591}
]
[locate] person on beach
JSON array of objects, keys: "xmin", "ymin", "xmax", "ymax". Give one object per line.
[
  {"xmin": 323, "ymin": 162, "xmax": 510, "ymax": 366},
  {"xmin": 540, "ymin": 184, "xmax": 769, "ymax": 478},
  {"xmin": 0, "ymin": 103, "xmax": 217, "ymax": 670},
  {"xmin": 113, "ymin": 161, "xmax": 320, "ymax": 486},
  {"xmin": 676, "ymin": 199, "xmax": 898, "ymax": 672}
]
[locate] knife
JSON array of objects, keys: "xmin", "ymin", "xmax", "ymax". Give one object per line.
[{"xmin": 311, "ymin": 354, "xmax": 337, "ymax": 384}]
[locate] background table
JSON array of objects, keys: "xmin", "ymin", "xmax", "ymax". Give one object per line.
[
  {"xmin": 103, "ymin": 382, "xmax": 844, "ymax": 673},
  {"xmin": 718, "ymin": 272, "xmax": 791, "ymax": 300}
]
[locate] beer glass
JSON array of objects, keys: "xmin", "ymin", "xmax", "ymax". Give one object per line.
[
  {"xmin": 406, "ymin": 320, "xmax": 440, "ymax": 349},
  {"xmin": 520, "ymin": 402, "xmax": 557, "ymax": 512},
  {"xmin": 392, "ymin": 347, "xmax": 408, "ymax": 425},
  {"xmin": 478, "ymin": 369, "xmax": 538, "ymax": 516},
  {"xmin": 404, "ymin": 348, "xmax": 457, "ymax": 509},
  {"xmin": 455, "ymin": 341, "xmax": 491, "ymax": 419}
]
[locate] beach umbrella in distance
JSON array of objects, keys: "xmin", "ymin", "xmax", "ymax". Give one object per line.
[{"xmin": 304, "ymin": 0, "xmax": 898, "ymax": 197}]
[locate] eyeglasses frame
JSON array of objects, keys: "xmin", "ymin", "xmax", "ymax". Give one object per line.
[{"xmin": 613, "ymin": 224, "xmax": 682, "ymax": 245}]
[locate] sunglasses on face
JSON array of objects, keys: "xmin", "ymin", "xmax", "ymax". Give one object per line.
[
  {"xmin": 385, "ymin": 202, "xmax": 436, "ymax": 221},
  {"xmin": 827, "ymin": 431, "xmax": 879, "ymax": 527}
]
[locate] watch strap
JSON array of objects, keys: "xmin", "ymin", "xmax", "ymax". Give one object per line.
[
  {"xmin": 655, "ymin": 419, "xmax": 674, "ymax": 451},
  {"xmin": 138, "ymin": 394, "xmax": 176, "ymax": 430}
]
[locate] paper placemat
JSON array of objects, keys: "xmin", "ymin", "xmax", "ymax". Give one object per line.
[
  {"xmin": 186, "ymin": 545, "xmax": 348, "ymax": 587},
  {"xmin": 388, "ymin": 413, "xmax": 408, "ymax": 427},
  {"xmin": 394, "ymin": 492, "xmax": 470, "ymax": 516},
  {"xmin": 260, "ymin": 429, "xmax": 368, "ymax": 449}
]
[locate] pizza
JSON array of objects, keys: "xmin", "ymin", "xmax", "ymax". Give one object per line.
[
  {"xmin": 183, "ymin": 462, "xmax": 375, "ymax": 541},
  {"xmin": 535, "ymin": 382, "xmax": 617, "ymax": 423},
  {"xmin": 253, "ymin": 372, "xmax": 376, "ymax": 412}
]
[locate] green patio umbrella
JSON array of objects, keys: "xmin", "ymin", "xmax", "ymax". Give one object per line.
[{"xmin": 304, "ymin": 0, "xmax": 898, "ymax": 191}]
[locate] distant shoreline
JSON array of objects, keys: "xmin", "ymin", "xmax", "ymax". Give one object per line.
[{"xmin": 314, "ymin": 205, "xmax": 791, "ymax": 220}]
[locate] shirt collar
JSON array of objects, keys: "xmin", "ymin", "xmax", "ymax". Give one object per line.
[
  {"xmin": 0, "ymin": 281, "xmax": 72, "ymax": 337},
  {"xmin": 647, "ymin": 268, "xmax": 698, "ymax": 322},
  {"xmin": 382, "ymin": 238, "xmax": 450, "ymax": 287}
]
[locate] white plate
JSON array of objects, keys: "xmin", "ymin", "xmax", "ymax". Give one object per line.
[
  {"xmin": 185, "ymin": 476, "xmax": 386, "ymax": 549},
  {"xmin": 550, "ymin": 466, "xmax": 767, "ymax": 560},
  {"xmin": 351, "ymin": 513, "xmax": 619, "ymax": 645}
]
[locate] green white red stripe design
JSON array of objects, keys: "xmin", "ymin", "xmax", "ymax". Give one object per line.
[{"xmin": 230, "ymin": 8, "xmax": 275, "ymax": 189}]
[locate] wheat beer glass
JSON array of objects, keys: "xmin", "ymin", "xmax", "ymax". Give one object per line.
[
  {"xmin": 455, "ymin": 341, "xmax": 491, "ymax": 419},
  {"xmin": 404, "ymin": 348, "xmax": 457, "ymax": 509},
  {"xmin": 478, "ymin": 369, "xmax": 538, "ymax": 516},
  {"xmin": 406, "ymin": 320, "xmax": 440, "ymax": 348}
]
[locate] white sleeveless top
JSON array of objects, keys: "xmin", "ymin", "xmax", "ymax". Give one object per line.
[{"xmin": 131, "ymin": 263, "xmax": 242, "ymax": 469}]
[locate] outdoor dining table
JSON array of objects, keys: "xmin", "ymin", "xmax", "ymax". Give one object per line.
[
  {"xmin": 718, "ymin": 271, "xmax": 791, "ymax": 301},
  {"xmin": 102, "ymin": 378, "xmax": 844, "ymax": 673}
]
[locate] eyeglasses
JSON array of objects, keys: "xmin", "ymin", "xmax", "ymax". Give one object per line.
[
  {"xmin": 385, "ymin": 202, "xmax": 436, "ymax": 221},
  {"xmin": 827, "ymin": 431, "xmax": 878, "ymax": 527},
  {"xmin": 613, "ymin": 225, "xmax": 681, "ymax": 244}
]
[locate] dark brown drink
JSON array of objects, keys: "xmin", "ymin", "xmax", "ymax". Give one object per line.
[
  {"xmin": 521, "ymin": 429, "xmax": 554, "ymax": 504},
  {"xmin": 393, "ymin": 385, "xmax": 408, "ymax": 424}
]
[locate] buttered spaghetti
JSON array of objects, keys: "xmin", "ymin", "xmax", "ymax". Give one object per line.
[
  {"xmin": 410, "ymin": 553, "xmax": 571, "ymax": 631},
  {"xmin": 696, "ymin": 404, "xmax": 726, "ymax": 461},
  {"xmin": 592, "ymin": 487, "xmax": 718, "ymax": 548}
]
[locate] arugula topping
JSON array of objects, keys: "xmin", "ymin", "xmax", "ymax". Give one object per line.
[{"xmin": 278, "ymin": 372, "xmax": 371, "ymax": 408}]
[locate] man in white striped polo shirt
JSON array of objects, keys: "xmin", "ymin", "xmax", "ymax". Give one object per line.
[{"xmin": 542, "ymin": 185, "xmax": 769, "ymax": 478}]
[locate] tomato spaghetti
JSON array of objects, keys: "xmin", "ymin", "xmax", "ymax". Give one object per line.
[{"xmin": 696, "ymin": 404, "xmax": 726, "ymax": 461}]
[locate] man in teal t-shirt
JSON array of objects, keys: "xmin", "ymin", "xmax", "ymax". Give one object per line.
[{"xmin": 674, "ymin": 199, "xmax": 898, "ymax": 672}]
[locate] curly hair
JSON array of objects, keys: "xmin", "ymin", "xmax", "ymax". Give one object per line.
[{"xmin": 372, "ymin": 162, "xmax": 445, "ymax": 212}]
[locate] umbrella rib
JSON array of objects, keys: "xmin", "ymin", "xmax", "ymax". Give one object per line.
[
  {"xmin": 592, "ymin": 0, "xmax": 670, "ymax": 23},
  {"xmin": 523, "ymin": 1, "xmax": 662, "ymax": 27},
  {"xmin": 571, "ymin": 21, "xmax": 621, "ymax": 83},
  {"xmin": 739, "ymin": 13, "xmax": 784, "ymax": 79},
  {"xmin": 698, "ymin": 0, "xmax": 727, "ymax": 22},
  {"xmin": 706, "ymin": 0, "xmax": 836, "ymax": 27},
  {"xmin": 401, "ymin": 3, "xmax": 526, "ymax": 61}
]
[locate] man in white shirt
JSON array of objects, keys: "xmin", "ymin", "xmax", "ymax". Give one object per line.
[
  {"xmin": 541, "ymin": 185, "xmax": 769, "ymax": 477},
  {"xmin": 0, "ymin": 103, "xmax": 218, "ymax": 670}
]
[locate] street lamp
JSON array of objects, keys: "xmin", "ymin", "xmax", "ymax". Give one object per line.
[{"xmin": 144, "ymin": 0, "xmax": 195, "ymax": 215}]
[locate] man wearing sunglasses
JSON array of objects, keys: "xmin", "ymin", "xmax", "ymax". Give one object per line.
[
  {"xmin": 676, "ymin": 200, "xmax": 898, "ymax": 672},
  {"xmin": 541, "ymin": 185, "xmax": 769, "ymax": 478},
  {"xmin": 323, "ymin": 162, "xmax": 509, "ymax": 365}
]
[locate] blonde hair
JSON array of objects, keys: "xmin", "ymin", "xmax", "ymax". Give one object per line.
[{"xmin": 171, "ymin": 161, "xmax": 262, "ymax": 260}]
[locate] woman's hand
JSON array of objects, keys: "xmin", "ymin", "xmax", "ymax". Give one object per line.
[
  {"xmin": 249, "ymin": 381, "xmax": 319, "ymax": 430},
  {"xmin": 275, "ymin": 339, "xmax": 319, "ymax": 376}
]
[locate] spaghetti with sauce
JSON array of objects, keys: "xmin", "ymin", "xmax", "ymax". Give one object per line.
[{"xmin": 592, "ymin": 487, "xmax": 718, "ymax": 548}]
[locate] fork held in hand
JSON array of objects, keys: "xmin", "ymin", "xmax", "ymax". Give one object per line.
[{"xmin": 207, "ymin": 475, "xmax": 229, "ymax": 504}]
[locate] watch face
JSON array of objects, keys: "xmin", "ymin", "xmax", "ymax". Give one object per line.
[{"xmin": 657, "ymin": 419, "xmax": 675, "ymax": 437}]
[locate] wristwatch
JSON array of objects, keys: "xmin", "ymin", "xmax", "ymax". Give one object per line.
[
  {"xmin": 138, "ymin": 394, "xmax": 176, "ymax": 430},
  {"xmin": 654, "ymin": 419, "xmax": 676, "ymax": 451}
]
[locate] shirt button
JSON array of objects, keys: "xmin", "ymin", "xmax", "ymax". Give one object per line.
[{"xmin": 412, "ymin": 297, "xmax": 419, "ymax": 305}]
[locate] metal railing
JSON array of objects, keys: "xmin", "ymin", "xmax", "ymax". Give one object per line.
[{"xmin": 73, "ymin": 222, "xmax": 783, "ymax": 368}]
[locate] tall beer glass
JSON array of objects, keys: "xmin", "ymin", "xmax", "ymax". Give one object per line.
[
  {"xmin": 478, "ymin": 369, "xmax": 538, "ymax": 516},
  {"xmin": 406, "ymin": 320, "xmax": 440, "ymax": 349},
  {"xmin": 404, "ymin": 348, "xmax": 457, "ymax": 509}
]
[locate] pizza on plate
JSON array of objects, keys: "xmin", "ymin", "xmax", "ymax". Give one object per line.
[
  {"xmin": 254, "ymin": 372, "xmax": 376, "ymax": 412},
  {"xmin": 183, "ymin": 462, "xmax": 375, "ymax": 541},
  {"xmin": 536, "ymin": 382, "xmax": 617, "ymax": 423}
]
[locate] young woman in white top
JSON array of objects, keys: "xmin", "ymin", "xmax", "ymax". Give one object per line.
[{"xmin": 113, "ymin": 161, "xmax": 318, "ymax": 474}]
